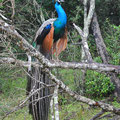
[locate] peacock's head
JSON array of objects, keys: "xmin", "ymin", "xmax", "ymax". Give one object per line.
[
  {"xmin": 57, "ymin": 0, "xmax": 64, "ymax": 2},
  {"xmin": 52, "ymin": 0, "xmax": 64, "ymax": 3}
]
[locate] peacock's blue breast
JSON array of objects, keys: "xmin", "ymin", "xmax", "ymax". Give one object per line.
[{"xmin": 53, "ymin": 20, "xmax": 65, "ymax": 42}]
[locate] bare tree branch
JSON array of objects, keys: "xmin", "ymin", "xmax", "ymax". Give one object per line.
[
  {"xmin": 10, "ymin": 0, "xmax": 15, "ymax": 19},
  {"xmin": 86, "ymin": 0, "xmax": 95, "ymax": 31},
  {"xmin": 0, "ymin": 13, "xmax": 12, "ymax": 22},
  {"xmin": 50, "ymin": 98, "xmax": 55, "ymax": 120},
  {"xmin": 54, "ymin": 85, "xmax": 59, "ymax": 120},
  {"xmin": 0, "ymin": 57, "xmax": 120, "ymax": 73},
  {"xmin": 73, "ymin": 0, "xmax": 95, "ymax": 62},
  {"xmin": 0, "ymin": 57, "xmax": 43, "ymax": 68},
  {"xmin": 73, "ymin": 23, "xmax": 83, "ymax": 38}
]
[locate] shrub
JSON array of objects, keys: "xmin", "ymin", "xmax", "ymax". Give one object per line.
[{"xmin": 85, "ymin": 70, "xmax": 115, "ymax": 97}]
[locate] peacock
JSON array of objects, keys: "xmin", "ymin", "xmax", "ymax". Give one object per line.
[
  {"xmin": 27, "ymin": 0, "xmax": 67, "ymax": 120},
  {"xmin": 34, "ymin": 0, "xmax": 67, "ymax": 59}
]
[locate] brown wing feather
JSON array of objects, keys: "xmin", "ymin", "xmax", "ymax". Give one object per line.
[
  {"xmin": 42, "ymin": 25, "xmax": 54, "ymax": 54},
  {"xmin": 53, "ymin": 28, "xmax": 67, "ymax": 56},
  {"xmin": 34, "ymin": 19, "xmax": 55, "ymax": 42}
]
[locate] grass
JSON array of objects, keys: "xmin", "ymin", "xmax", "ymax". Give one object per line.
[
  {"xmin": 1, "ymin": 94, "xmax": 114, "ymax": 120},
  {"xmin": 0, "ymin": 66, "xmax": 32, "ymax": 120},
  {"xmin": 0, "ymin": 89, "xmax": 32, "ymax": 120},
  {"xmin": 1, "ymin": 93, "xmax": 112, "ymax": 120},
  {"xmin": 59, "ymin": 99, "xmax": 113, "ymax": 120}
]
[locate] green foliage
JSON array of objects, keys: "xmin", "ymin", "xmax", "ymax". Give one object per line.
[
  {"xmin": 102, "ymin": 20, "xmax": 120, "ymax": 65},
  {"xmin": 112, "ymin": 101, "xmax": 120, "ymax": 108},
  {"xmin": 96, "ymin": 0, "xmax": 120, "ymax": 25},
  {"xmin": 58, "ymin": 94, "xmax": 68, "ymax": 105},
  {"xmin": 88, "ymin": 34, "xmax": 98, "ymax": 58},
  {"xmin": 85, "ymin": 70, "xmax": 115, "ymax": 97},
  {"xmin": 0, "ymin": 0, "xmax": 4, "ymax": 8}
]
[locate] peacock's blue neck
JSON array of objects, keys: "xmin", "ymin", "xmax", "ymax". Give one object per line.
[{"xmin": 54, "ymin": 2, "xmax": 67, "ymax": 28}]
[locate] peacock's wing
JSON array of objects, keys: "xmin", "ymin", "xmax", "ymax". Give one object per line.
[
  {"xmin": 42, "ymin": 25, "xmax": 54, "ymax": 55},
  {"xmin": 34, "ymin": 18, "xmax": 56, "ymax": 44},
  {"xmin": 36, "ymin": 24, "xmax": 52, "ymax": 45},
  {"xmin": 33, "ymin": 19, "xmax": 56, "ymax": 57}
]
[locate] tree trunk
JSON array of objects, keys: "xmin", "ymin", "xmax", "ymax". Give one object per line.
[
  {"xmin": 91, "ymin": 12, "xmax": 120, "ymax": 99},
  {"xmin": 92, "ymin": 12, "xmax": 110, "ymax": 64},
  {"xmin": 26, "ymin": 45, "xmax": 51, "ymax": 120},
  {"xmin": 27, "ymin": 66, "xmax": 50, "ymax": 120}
]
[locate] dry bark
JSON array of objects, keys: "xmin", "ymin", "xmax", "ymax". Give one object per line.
[{"xmin": 0, "ymin": 57, "xmax": 120, "ymax": 73}]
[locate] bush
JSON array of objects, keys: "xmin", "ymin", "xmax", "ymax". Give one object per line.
[{"xmin": 85, "ymin": 70, "xmax": 115, "ymax": 97}]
